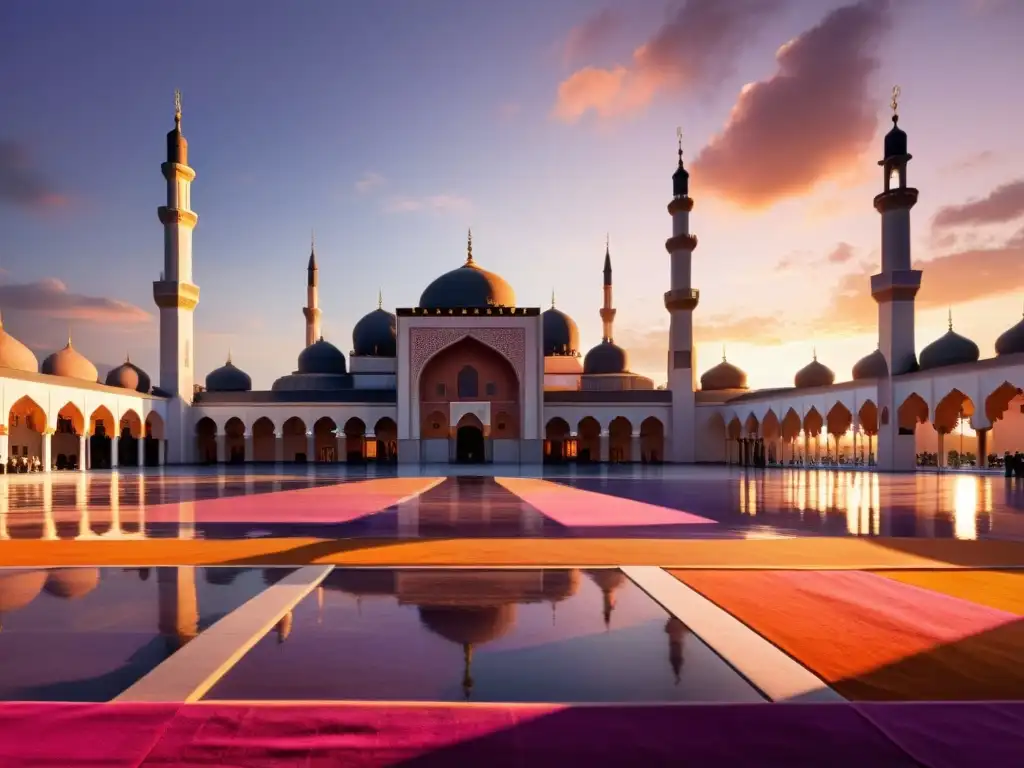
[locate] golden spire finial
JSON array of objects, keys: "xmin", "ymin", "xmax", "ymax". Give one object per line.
[
  {"xmin": 890, "ymin": 85, "xmax": 900, "ymax": 120},
  {"xmin": 174, "ymin": 89, "xmax": 182, "ymax": 124},
  {"xmin": 466, "ymin": 228, "xmax": 473, "ymax": 263},
  {"xmin": 948, "ymin": 307, "xmax": 953, "ymax": 331},
  {"xmin": 377, "ymin": 288, "xmax": 383, "ymax": 310}
]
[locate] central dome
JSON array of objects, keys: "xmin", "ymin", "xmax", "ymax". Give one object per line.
[{"xmin": 419, "ymin": 231, "xmax": 515, "ymax": 308}]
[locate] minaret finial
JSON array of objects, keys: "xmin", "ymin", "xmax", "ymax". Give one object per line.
[
  {"xmin": 125, "ymin": 351, "xmax": 131, "ymax": 364},
  {"xmin": 551, "ymin": 289, "xmax": 556, "ymax": 308},
  {"xmin": 948, "ymin": 307, "xmax": 953, "ymax": 331},
  {"xmin": 466, "ymin": 228, "xmax": 473, "ymax": 264},
  {"xmin": 722, "ymin": 345, "xmax": 726, "ymax": 363},
  {"xmin": 311, "ymin": 228, "xmax": 315, "ymax": 251},
  {"xmin": 676, "ymin": 126, "xmax": 684, "ymax": 166},
  {"xmin": 378, "ymin": 288, "xmax": 383, "ymax": 310},
  {"xmin": 812, "ymin": 346, "xmax": 817, "ymax": 361},
  {"xmin": 174, "ymin": 89, "xmax": 182, "ymax": 126},
  {"xmin": 605, "ymin": 232, "xmax": 610, "ymax": 255},
  {"xmin": 890, "ymin": 84, "xmax": 900, "ymax": 124},
  {"xmin": 227, "ymin": 348, "xmax": 232, "ymax": 364}
]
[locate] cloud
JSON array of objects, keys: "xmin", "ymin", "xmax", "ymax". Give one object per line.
[
  {"xmin": 384, "ymin": 194, "xmax": 472, "ymax": 214},
  {"xmin": 0, "ymin": 141, "xmax": 67, "ymax": 210},
  {"xmin": 0, "ymin": 279, "xmax": 150, "ymax": 323},
  {"xmin": 932, "ymin": 179, "xmax": 1024, "ymax": 229},
  {"xmin": 563, "ymin": 8, "xmax": 621, "ymax": 65},
  {"xmin": 553, "ymin": 0, "xmax": 783, "ymax": 122},
  {"xmin": 826, "ymin": 242, "xmax": 856, "ymax": 265},
  {"xmin": 690, "ymin": 0, "xmax": 890, "ymax": 209},
  {"xmin": 354, "ymin": 171, "xmax": 386, "ymax": 194},
  {"xmin": 776, "ymin": 242, "xmax": 856, "ymax": 270},
  {"xmin": 941, "ymin": 150, "xmax": 998, "ymax": 174}
]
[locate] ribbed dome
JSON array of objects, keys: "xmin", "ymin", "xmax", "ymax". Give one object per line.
[
  {"xmin": 920, "ymin": 328, "xmax": 980, "ymax": 371},
  {"xmin": 205, "ymin": 357, "xmax": 252, "ymax": 392},
  {"xmin": 43, "ymin": 568, "xmax": 100, "ymax": 599},
  {"xmin": 852, "ymin": 348, "xmax": 888, "ymax": 380},
  {"xmin": 0, "ymin": 314, "xmax": 38, "ymax": 373},
  {"xmin": 583, "ymin": 340, "xmax": 628, "ymax": 375},
  {"xmin": 794, "ymin": 354, "xmax": 835, "ymax": 389},
  {"xmin": 542, "ymin": 305, "xmax": 579, "ymax": 356},
  {"xmin": 105, "ymin": 355, "xmax": 152, "ymax": 393},
  {"xmin": 995, "ymin": 314, "xmax": 1024, "ymax": 356},
  {"xmin": 297, "ymin": 337, "xmax": 347, "ymax": 374},
  {"xmin": 41, "ymin": 339, "xmax": 98, "ymax": 382},
  {"xmin": 700, "ymin": 355, "xmax": 748, "ymax": 391},
  {"xmin": 352, "ymin": 307, "xmax": 396, "ymax": 357}
]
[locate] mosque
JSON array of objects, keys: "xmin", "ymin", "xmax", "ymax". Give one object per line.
[{"xmin": 1, "ymin": 92, "xmax": 1024, "ymax": 471}]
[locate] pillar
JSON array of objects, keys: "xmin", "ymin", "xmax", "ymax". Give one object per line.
[
  {"xmin": 275, "ymin": 431, "xmax": 285, "ymax": 463},
  {"xmin": 630, "ymin": 431, "xmax": 641, "ymax": 464},
  {"xmin": 306, "ymin": 432, "xmax": 316, "ymax": 464},
  {"xmin": 599, "ymin": 431, "xmax": 610, "ymax": 463},
  {"xmin": 244, "ymin": 434, "xmax": 254, "ymax": 463},
  {"xmin": 138, "ymin": 438, "xmax": 146, "ymax": 468},
  {"xmin": 42, "ymin": 430, "xmax": 53, "ymax": 472},
  {"xmin": 215, "ymin": 434, "xmax": 225, "ymax": 464},
  {"xmin": 158, "ymin": 439, "xmax": 166, "ymax": 466},
  {"xmin": 111, "ymin": 435, "xmax": 120, "ymax": 469},
  {"xmin": 977, "ymin": 429, "xmax": 989, "ymax": 468}
]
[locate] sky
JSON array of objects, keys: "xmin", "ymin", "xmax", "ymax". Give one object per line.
[{"xmin": 2, "ymin": 0, "xmax": 1023, "ymax": 390}]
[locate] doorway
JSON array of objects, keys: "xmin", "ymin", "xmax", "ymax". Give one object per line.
[{"xmin": 456, "ymin": 425, "xmax": 485, "ymax": 463}]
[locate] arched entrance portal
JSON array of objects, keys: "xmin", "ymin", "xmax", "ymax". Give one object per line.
[{"xmin": 455, "ymin": 414, "xmax": 486, "ymax": 464}]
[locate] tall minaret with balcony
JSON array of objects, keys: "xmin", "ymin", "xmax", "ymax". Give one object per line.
[
  {"xmin": 304, "ymin": 233, "xmax": 321, "ymax": 347},
  {"xmin": 600, "ymin": 236, "xmax": 615, "ymax": 341},
  {"xmin": 664, "ymin": 129, "xmax": 698, "ymax": 463},
  {"xmin": 153, "ymin": 90, "xmax": 200, "ymax": 464}
]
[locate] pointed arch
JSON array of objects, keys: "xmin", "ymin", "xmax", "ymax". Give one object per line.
[
  {"xmin": 374, "ymin": 417, "xmax": 398, "ymax": 462},
  {"xmin": 897, "ymin": 393, "xmax": 929, "ymax": 432},
  {"xmin": 858, "ymin": 400, "xmax": 879, "ymax": 436},
  {"xmin": 761, "ymin": 409, "xmax": 780, "ymax": 441},
  {"xmin": 282, "ymin": 416, "xmax": 307, "ymax": 462},
  {"xmin": 313, "ymin": 417, "xmax": 338, "ymax": 463},
  {"xmin": 640, "ymin": 416, "xmax": 664, "ymax": 463},
  {"xmin": 545, "ymin": 417, "xmax": 571, "ymax": 464},
  {"xmin": 224, "ymin": 417, "xmax": 246, "ymax": 463},
  {"xmin": 457, "ymin": 365, "xmax": 479, "ymax": 398},
  {"xmin": 252, "ymin": 416, "xmax": 276, "ymax": 462},
  {"xmin": 52, "ymin": 402, "xmax": 86, "ymax": 469},
  {"xmin": 726, "ymin": 417, "xmax": 742, "ymax": 440},
  {"xmin": 780, "ymin": 408, "xmax": 802, "ymax": 441},
  {"xmin": 343, "ymin": 417, "xmax": 366, "ymax": 463},
  {"xmin": 421, "ymin": 410, "xmax": 448, "ymax": 439},
  {"xmin": 934, "ymin": 389, "xmax": 975, "ymax": 434},
  {"xmin": 56, "ymin": 402, "xmax": 85, "ymax": 436},
  {"xmin": 195, "ymin": 416, "xmax": 217, "ymax": 464},
  {"xmin": 743, "ymin": 413, "xmax": 760, "ymax": 437},
  {"xmin": 826, "ymin": 402, "xmax": 853, "ymax": 437},
  {"xmin": 985, "ymin": 382, "xmax": 1021, "ymax": 424},
  {"xmin": 577, "ymin": 416, "xmax": 601, "ymax": 462},
  {"xmin": 802, "ymin": 407, "xmax": 823, "ymax": 437},
  {"xmin": 608, "ymin": 416, "xmax": 633, "ymax": 463}
]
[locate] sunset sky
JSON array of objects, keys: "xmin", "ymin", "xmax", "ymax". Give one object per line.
[{"xmin": 2, "ymin": 0, "xmax": 1023, "ymax": 390}]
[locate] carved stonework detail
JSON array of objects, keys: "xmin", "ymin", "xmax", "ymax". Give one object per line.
[
  {"xmin": 410, "ymin": 327, "xmax": 526, "ymax": 384},
  {"xmin": 158, "ymin": 206, "xmax": 199, "ymax": 229}
]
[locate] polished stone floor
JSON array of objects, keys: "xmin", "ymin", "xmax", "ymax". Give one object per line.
[{"xmin": 0, "ymin": 464, "xmax": 1020, "ymax": 541}]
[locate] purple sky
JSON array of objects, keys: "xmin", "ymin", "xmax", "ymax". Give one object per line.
[{"xmin": 2, "ymin": 0, "xmax": 1023, "ymax": 389}]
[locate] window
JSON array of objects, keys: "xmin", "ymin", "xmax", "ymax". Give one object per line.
[
  {"xmin": 436, "ymin": 383, "xmax": 446, "ymax": 397},
  {"xmin": 485, "ymin": 382, "xmax": 497, "ymax": 396},
  {"xmin": 10, "ymin": 415, "xmax": 18, "ymax": 427},
  {"xmin": 457, "ymin": 366, "xmax": 479, "ymax": 398}
]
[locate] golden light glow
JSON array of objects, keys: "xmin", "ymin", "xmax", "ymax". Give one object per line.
[{"xmin": 953, "ymin": 475, "xmax": 979, "ymax": 541}]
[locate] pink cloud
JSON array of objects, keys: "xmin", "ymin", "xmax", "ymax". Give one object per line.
[
  {"xmin": 932, "ymin": 179, "xmax": 1024, "ymax": 228},
  {"xmin": 691, "ymin": 0, "xmax": 890, "ymax": 209},
  {"xmin": 0, "ymin": 278, "xmax": 150, "ymax": 323}
]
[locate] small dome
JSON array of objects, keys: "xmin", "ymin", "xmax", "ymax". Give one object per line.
[
  {"xmin": 583, "ymin": 340, "xmax": 628, "ymax": 375},
  {"xmin": 700, "ymin": 354, "xmax": 748, "ymax": 391},
  {"xmin": 43, "ymin": 568, "xmax": 100, "ymax": 599},
  {"xmin": 884, "ymin": 116, "xmax": 908, "ymax": 159},
  {"xmin": 205, "ymin": 356, "xmax": 252, "ymax": 392},
  {"xmin": 419, "ymin": 232, "xmax": 515, "ymax": 308},
  {"xmin": 297, "ymin": 337, "xmax": 347, "ymax": 374},
  {"xmin": 0, "ymin": 314, "xmax": 38, "ymax": 373},
  {"xmin": 920, "ymin": 327, "xmax": 980, "ymax": 371},
  {"xmin": 352, "ymin": 307, "xmax": 396, "ymax": 357},
  {"xmin": 105, "ymin": 355, "xmax": 152, "ymax": 393},
  {"xmin": 41, "ymin": 339, "xmax": 98, "ymax": 382},
  {"xmin": 542, "ymin": 305, "xmax": 579, "ymax": 356},
  {"xmin": 852, "ymin": 348, "xmax": 888, "ymax": 380},
  {"xmin": 419, "ymin": 604, "xmax": 516, "ymax": 646},
  {"xmin": 794, "ymin": 354, "xmax": 835, "ymax": 389},
  {"xmin": 995, "ymin": 314, "xmax": 1024, "ymax": 356},
  {"xmin": 541, "ymin": 569, "xmax": 580, "ymax": 602}
]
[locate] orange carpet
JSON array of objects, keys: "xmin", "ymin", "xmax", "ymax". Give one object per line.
[
  {"xmin": 876, "ymin": 570, "xmax": 1024, "ymax": 615},
  {"xmin": 672, "ymin": 569, "xmax": 1024, "ymax": 701},
  {"xmin": 2, "ymin": 537, "xmax": 1024, "ymax": 568}
]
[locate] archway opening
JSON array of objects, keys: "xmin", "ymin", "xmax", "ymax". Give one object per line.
[
  {"xmin": 313, "ymin": 417, "xmax": 338, "ymax": 463},
  {"xmin": 252, "ymin": 417, "xmax": 276, "ymax": 462},
  {"xmin": 145, "ymin": 412, "xmax": 165, "ymax": 466},
  {"xmin": 8, "ymin": 395, "xmax": 46, "ymax": 470},
  {"xmin": 609, "ymin": 416, "xmax": 633, "ymax": 463},
  {"xmin": 282, "ymin": 417, "xmax": 307, "ymax": 462},
  {"xmin": 343, "ymin": 417, "xmax": 366, "ymax": 463},
  {"xmin": 54, "ymin": 402, "xmax": 85, "ymax": 470},
  {"xmin": 640, "ymin": 417, "xmax": 664, "ymax": 463},
  {"xmin": 89, "ymin": 405, "xmax": 116, "ymax": 469},
  {"xmin": 374, "ymin": 417, "xmax": 398, "ymax": 463},
  {"xmin": 455, "ymin": 414, "xmax": 485, "ymax": 464},
  {"xmin": 118, "ymin": 409, "xmax": 143, "ymax": 467},
  {"xmin": 195, "ymin": 417, "xmax": 217, "ymax": 464},
  {"xmin": 544, "ymin": 417, "xmax": 571, "ymax": 463},
  {"xmin": 224, "ymin": 417, "xmax": 246, "ymax": 463},
  {"xmin": 577, "ymin": 417, "xmax": 601, "ymax": 462}
]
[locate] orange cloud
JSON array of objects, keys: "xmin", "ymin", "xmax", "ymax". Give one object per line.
[
  {"xmin": 0, "ymin": 279, "xmax": 150, "ymax": 323},
  {"xmin": 0, "ymin": 141, "xmax": 68, "ymax": 210},
  {"xmin": 932, "ymin": 178, "xmax": 1024, "ymax": 228},
  {"xmin": 776, "ymin": 242, "xmax": 858, "ymax": 270},
  {"xmin": 691, "ymin": 0, "xmax": 890, "ymax": 209},
  {"xmin": 553, "ymin": 0, "xmax": 783, "ymax": 122}
]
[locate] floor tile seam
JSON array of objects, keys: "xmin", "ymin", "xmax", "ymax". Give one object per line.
[
  {"xmin": 620, "ymin": 565, "xmax": 844, "ymax": 704},
  {"xmin": 113, "ymin": 564, "xmax": 334, "ymax": 704}
]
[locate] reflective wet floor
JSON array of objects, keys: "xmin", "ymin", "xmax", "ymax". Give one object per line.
[{"xmin": 0, "ymin": 465, "xmax": 1021, "ymax": 540}]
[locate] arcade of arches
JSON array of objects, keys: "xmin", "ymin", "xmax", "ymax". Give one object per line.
[
  {"xmin": 6, "ymin": 396, "xmax": 166, "ymax": 470},
  {"xmin": 195, "ymin": 416, "xmax": 398, "ymax": 464},
  {"xmin": 543, "ymin": 416, "xmax": 665, "ymax": 464}
]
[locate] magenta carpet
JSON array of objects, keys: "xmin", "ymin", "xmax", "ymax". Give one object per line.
[{"xmin": 1, "ymin": 702, "xmax": 1022, "ymax": 767}]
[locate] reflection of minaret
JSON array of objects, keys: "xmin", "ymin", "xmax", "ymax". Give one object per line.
[
  {"xmin": 0, "ymin": 479, "xmax": 8, "ymax": 540},
  {"xmin": 41, "ymin": 475, "xmax": 56, "ymax": 540},
  {"xmin": 462, "ymin": 643, "xmax": 474, "ymax": 699},
  {"xmin": 157, "ymin": 567, "xmax": 199, "ymax": 651},
  {"xmin": 303, "ymin": 232, "xmax": 321, "ymax": 348},
  {"xmin": 586, "ymin": 569, "xmax": 625, "ymax": 630},
  {"xmin": 600, "ymin": 236, "xmax": 616, "ymax": 342},
  {"xmin": 666, "ymin": 617, "xmax": 687, "ymax": 685},
  {"xmin": 276, "ymin": 610, "xmax": 293, "ymax": 643}
]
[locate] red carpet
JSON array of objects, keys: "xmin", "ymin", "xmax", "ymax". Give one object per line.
[{"xmin": 2, "ymin": 701, "xmax": 1022, "ymax": 767}]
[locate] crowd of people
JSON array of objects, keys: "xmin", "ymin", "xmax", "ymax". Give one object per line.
[{"xmin": 4, "ymin": 455, "xmax": 45, "ymax": 473}]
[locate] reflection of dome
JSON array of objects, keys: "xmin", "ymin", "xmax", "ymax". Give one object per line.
[
  {"xmin": 995, "ymin": 314, "xmax": 1024, "ymax": 356},
  {"xmin": 418, "ymin": 604, "xmax": 516, "ymax": 646},
  {"xmin": 542, "ymin": 306, "xmax": 580, "ymax": 356},
  {"xmin": 322, "ymin": 568, "xmax": 397, "ymax": 596},
  {"xmin": 41, "ymin": 339, "xmax": 98, "ymax": 382},
  {"xmin": 794, "ymin": 355, "xmax": 834, "ymax": 389},
  {"xmin": 542, "ymin": 569, "xmax": 581, "ymax": 602},
  {"xmin": 352, "ymin": 307, "xmax": 396, "ymax": 357},
  {"xmin": 0, "ymin": 314, "xmax": 38, "ymax": 373},
  {"xmin": 700, "ymin": 355, "xmax": 748, "ymax": 391},
  {"xmin": 586, "ymin": 569, "xmax": 626, "ymax": 593},
  {"xmin": 105, "ymin": 355, "xmax": 152, "ymax": 393},
  {"xmin": 297, "ymin": 338, "xmax": 347, "ymax": 374},
  {"xmin": 852, "ymin": 348, "xmax": 888, "ymax": 380},
  {"xmin": 920, "ymin": 327, "xmax": 980, "ymax": 371},
  {"xmin": 419, "ymin": 232, "xmax": 515, "ymax": 308},
  {"xmin": 205, "ymin": 357, "xmax": 252, "ymax": 392},
  {"xmin": 583, "ymin": 341, "xmax": 628, "ymax": 375},
  {"xmin": 0, "ymin": 570, "xmax": 47, "ymax": 613},
  {"xmin": 43, "ymin": 568, "xmax": 100, "ymax": 599}
]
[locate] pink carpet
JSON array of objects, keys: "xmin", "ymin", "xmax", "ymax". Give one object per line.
[
  {"xmin": 141, "ymin": 477, "xmax": 443, "ymax": 524},
  {"xmin": 2, "ymin": 701, "xmax": 1022, "ymax": 767},
  {"xmin": 496, "ymin": 478, "xmax": 714, "ymax": 527}
]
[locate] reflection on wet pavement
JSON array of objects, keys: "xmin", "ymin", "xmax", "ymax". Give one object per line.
[
  {"xmin": 206, "ymin": 568, "xmax": 763, "ymax": 703},
  {"xmin": 0, "ymin": 465, "xmax": 1020, "ymax": 541},
  {"xmin": 0, "ymin": 566, "xmax": 274, "ymax": 701}
]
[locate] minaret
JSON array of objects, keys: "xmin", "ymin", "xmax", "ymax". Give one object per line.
[
  {"xmin": 664, "ymin": 127, "xmax": 699, "ymax": 464},
  {"xmin": 872, "ymin": 87, "xmax": 920, "ymax": 472},
  {"xmin": 600, "ymin": 236, "xmax": 616, "ymax": 341},
  {"xmin": 303, "ymin": 232, "xmax": 321, "ymax": 347},
  {"xmin": 872, "ymin": 86, "xmax": 920, "ymax": 375},
  {"xmin": 153, "ymin": 90, "xmax": 199, "ymax": 464}
]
